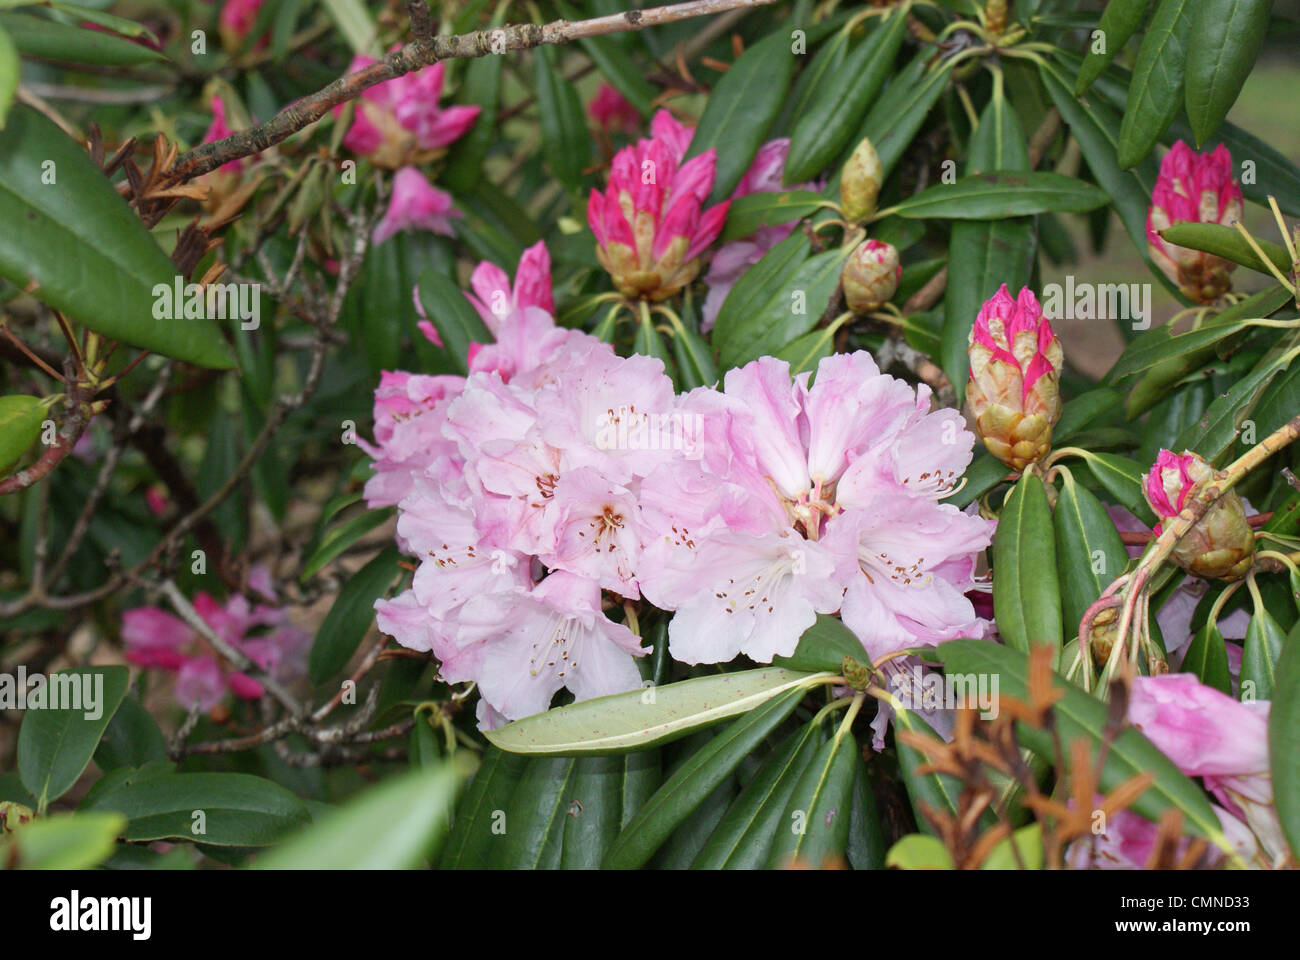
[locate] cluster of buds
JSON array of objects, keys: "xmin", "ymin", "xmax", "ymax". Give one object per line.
[
  {"xmin": 966, "ymin": 284, "xmax": 1063, "ymax": 471},
  {"xmin": 841, "ymin": 239, "xmax": 900, "ymax": 314},
  {"xmin": 1144, "ymin": 450, "xmax": 1256, "ymax": 580},
  {"xmin": 840, "ymin": 137, "xmax": 882, "ymax": 223},
  {"xmin": 1147, "ymin": 141, "xmax": 1243, "ymax": 303},
  {"xmin": 587, "ymin": 110, "xmax": 729, "ymax": 300}
]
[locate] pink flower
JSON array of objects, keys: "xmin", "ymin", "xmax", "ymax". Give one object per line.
[
  {"xmin": 1066, "ymin": 803, "xmax": 1259, "ymax": 869},
  {"xmin": 587, "ymin": 109, "xmax": 729, "ymax": 300},
  {"xmin": 464, "ymin": 241, "xmax": 555, "ymax": 333},
  {"xmin": 588, "ymin": 83, "xmax": 640, "ymax": 133},
  {"xmin": 357, "ymin": 370, "xmax": 465, "ymax": 510},
  {"xmin": 336, "ymin": 54, "xmax": 480, "ymax": 169},
  {"xmin": 218, "ymin": 0, "xmax": 265, "ymax": 51},
  {"xmin": 638, "ymin": 352, "xmax": 992, "ymax": 665},
  {"xmin": 702, "ymin": 138, "xmax": 819, "ymax": 329},
  {"xmin": 122, "ymin": 581, "xmax": 308, "ymax": 711},
  {"xmin": 445, "ymin": 571, "xmax": 647, "ymax": 722},
  {"xmin": 1120, "ymin": 674, "xmax": 1285, "ymax": 865},
  {"xmin": 966, "ymin": 284, "xmax": 1064, "ymax": 470},
  {"xmin": 372, "ymin": 167, "xmax": 460, "ymax": 245},
  {"xmin": 1147, "ymin": 141, "xmax": 1243, "ymax": 303}
]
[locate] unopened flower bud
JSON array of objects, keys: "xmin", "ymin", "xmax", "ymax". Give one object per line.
[
  {"xmin": 841, "ymin": 239, "xmax": 900, "ymax": 314},
  {"xmin": 1147, "ymin": 141, "xmax": 1243, "ymax": 304},
  {"xmin": 966, "ymin": 284, "xmax": 1063, "ymax": 471},
  {"xmin": 1089, "ymin": 608, "xmax": 1118, "ymax": 665},
  {"xmin": 0, "ymin": 801, "xmax": 34, "ymax": 835},
  {"xmin": 840, "ymin": 137, "xmax": 882, "ymax": 223},
  {"xmin": 1144, "ymin": 449, "xmax": 1255, "ymax": 580}
]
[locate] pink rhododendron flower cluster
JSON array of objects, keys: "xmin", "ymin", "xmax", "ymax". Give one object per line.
[
  {"xmin": 1069, "ymin": 674, "xmax": 1283, "ymax": 869},
  {"xmin": 360, "ymin": 243, "xmax": 993, "ymax": 728},
  {"xmin": 123, "ymin": 574, "xmax": 308, "ymax": 711}
]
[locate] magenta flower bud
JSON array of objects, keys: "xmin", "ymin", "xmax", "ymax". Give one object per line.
[
  {"xmin": 1146, "ymin": 141, "xmax": 1243, "ymax": 303},
  {"xmin": 333, "ymin": 55, "xmax": 481, "ymax": 169},
  {"xmin": 966, "ymin": 284, "xmax": 1063, "ymax": 470},
  {"xmin": 841, "ymin": 239, "xmax": 900, "ymax": 314},
  {"xmin": 1144, "ymin": 449, "xmax": 1255, "ymax": 580},
  {"xmin": 587, "ymin": 110, "xmax": 730, "ymax": 301},
  {"xmin": 219, "ymin": 0, "xmax": 266, "ymax": 52}
]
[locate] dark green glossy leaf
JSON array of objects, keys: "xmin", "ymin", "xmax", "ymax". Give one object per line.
[
  {"xmin": 1118, "ymin": 0, "xmax": 1191, "ymax": 168},
  {"xmin": 1185, "ymin": 0, "xmax": 1272, "ymax": 146},
  {"xmin": 308, "ymin": 547, "xmax": 402, "ymax": 684},
  {"xmin": 767, "ymin": 728, "xmax": 856, "ymax": 868},
  {"xmin": 534, "ymin": 46, "xmax": 590, "ymax": 188},
  {"xmin": 992, "ymin": 472, "xmax": 1063, "ymax": 663},
  {"xmin": 1160, "ymin": 222, "xmax": 1292, "ymax": 276},
  {"xmin": 892, "ymin": 172, "xmax": 1109, "ymax": 219},
  {"xmin": 17, "ymin": 666, "xmax": 128, "ymax": 810},
  {"xmin": 1075, "ymin": 0, "xmax": 1152, "ymax": 94},
  {"xmin": 1269, "ymin": 633, "xmax": 1300, "ymax": 860},
  {"xmin": 1054, "ymin": 471, "xmax": 1129, "ymax": 636},
  {"xmin": 1183, "ymin": 622, "xmax": 1232, "ymax": 695},
  {"xmin": 1241, "ymin": 606, "xmax": 1285, "ymax": 701},
  {"xmin": 0, "ymin": 107, "xmax": 234, "ymax": 368},
  {"xmin": 0, "ymin": 12, "xmax": 165, "ymax": 65},
  {"xmin": 415, "ymin": 267, "xmax": 493, "ymax": 375},
  {"xmin": 94, "ymin": 696, "xmax": 166, "ymax": 772}
]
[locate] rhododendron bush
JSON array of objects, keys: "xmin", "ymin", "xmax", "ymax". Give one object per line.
[{"xmin": 2, "ymin": 0, "xmax": 1300, "ymax": 880}]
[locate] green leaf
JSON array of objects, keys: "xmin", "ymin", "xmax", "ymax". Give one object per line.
[
  {"xmin": 534, "ymin": 46, "xmax": 590, "ymax": 189},
  {"xmin": 1108, "ymin": 284, "xmax": 1292, "ymax": 382},
  {"xmin": 440, "ymin": 4, "xmax": 506, "ymax": 193},
  {"xmin": 766, "ymin": 728, "xmax": 857, "ymax": 868},
  {"xmin": 980, "ymin": 822, "xmax": 1045, "ymax": 869},
  {"xmin": 0, "ymin": 811, "xmax": 125, "ymax": 869},
  {"xmin": 1269, "ymin": 635, "xmax": 1300, "ymax": 861},
  {"xmin": 254, "ymin": 763, "xmax": 459, "ymax": 868},
  {"xmin": 711, "ymin": 229, "xmax": 809, "ymax": 362},
  {"xmin": 573, "ymin": 32, "xmax": 656, "ymax": 118},
  {"xmin": 992, "ymin": 472, "xmax": 1063, "ymax": 663},
  {"xmin": 783, "ymin": 7, "xmax": 909, "ymax": 184},
  {"xmin": 1074, "ymin": 450, "xmax": 1153, "ymax": 521},
  {"xmin": 717, "ymin": 244, "xmax": 851, "ymax": 370},
  {"xmin": 1041, "ymin": 57, "xmax": 1169, "ymax": 281},
  {"xmin": 0, "ymin": 12, "xmax": 165, "ymax": 65},
  {"xmin": 0, "ymin": 394, "xmax": 47, "ymax": 476},
  {"xmin": 1174, "ymin": 339, "xmax": 1300, "ymax": 461},
  {"xmin": 1241, "ymin": 606, "xmax": 1285, "ymax": 701},
  {"xmin": 851, "ymin": 56, "xmax": 953, "ymax": 181},
  {"xmin": 1055, "ymin": 387, "xmax": 1124, "ymax": 443},
  {"xmin": 603, "ymin": 685, "xmax": 809, "ymax": 869},
  {"xmin": 685, "ymin": 30, "xmax": 795, "ymax": 203},
  {"xmin": 1182, "ymin": 622, "xmax": 1232, "ymax": 695},
  {"xmin": 773, "ymin": 614, "xmax": 866, "ymax": 673},
  {"xmin": 938, "ymin": 639, "xmax": 1232, "ymax": 850},
  {"xmin": 496, "ymin": 756, "xmax": 577, "ymax": 868},
  {"xmin": 948, "ymin": 452, "xmax": 1011, "ymax": 510},
  {"xmin": 0, "ymin": 107, "xmax": 234, "ymax": 368},
  {"xmin": 319, "ymin": 0, "xmax": 376, "ymax": 54},
  {"xmin": 1159, "ymin": 222, "xmax": 1293, "ymax": 276},
  {"xmin": 1053, "ymin": 471, "xmax": 1129, "ymax": 636},
  {"xmin": 1185, "ymin": 0, "xmax": 1272, "ymax": 146},
  {"xmin": 942, "ymin": 91, "xmax": 1035, "ymax": 406},
  {"xmin": 893, "ymin": 702, "xmax": 974, "ymax": 836},
  {"xmin": 846, "ymin": 755, "xmax": 886, "ymax": 869},
  {"xmin": 415, "ymin": 267, "xmax": 493, "ymax": 375},
  {"xmin": 1118, "ymin": 0, "xmax": 1192, "ymax": 168},
  {"xmin": 891, "ymin": 172, "xmax": 1110, "ymax": 219},
  {"xmin": 94, "ymin": 695, "xmax": 166, "ymax": 772},
  {"xmin": 0, "ymin": 23, "xmax": 16, "ymax": 128},
  {"xmin": 885, "ymin": 833, "xmax": 954, "ymax": 869},
  {"xmin": 691, "ymin": 722, "xmax": 820, "ymax": 868},
  {"xmin": 439, "ymin": 746, "xmax": 530, "ymax": 868},
  {"xmin": 308, "ymin": 546, "xmax": 402, "ymax": 684},
  {"xmin": 17, "ymin": 666, "xmax": 128, "ymax": 811},
  {"xmin": 561, "ymin": 753, "xmax": 659, "ymax": 868},
  {"xmin": 299, "ymin": 506, "xmax": 394, "ymax": 580},
  {"xmin": 83, "ymin": 771, "xmax": 311, "ymax": 846},
  {"xmin": 484, "ymin": 666, "xmax": 832, "ymax": 755},
  {"xmin": 719, "ymin": 190, "xmax": 825, "ymax": 243},
  {"xmin": 1075, "ymin": 0, "xmax": 1152, "ymax": 94},
  {"xmin": 667, "ymin": 312, "xmax": 717, "ymax": 389}
]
